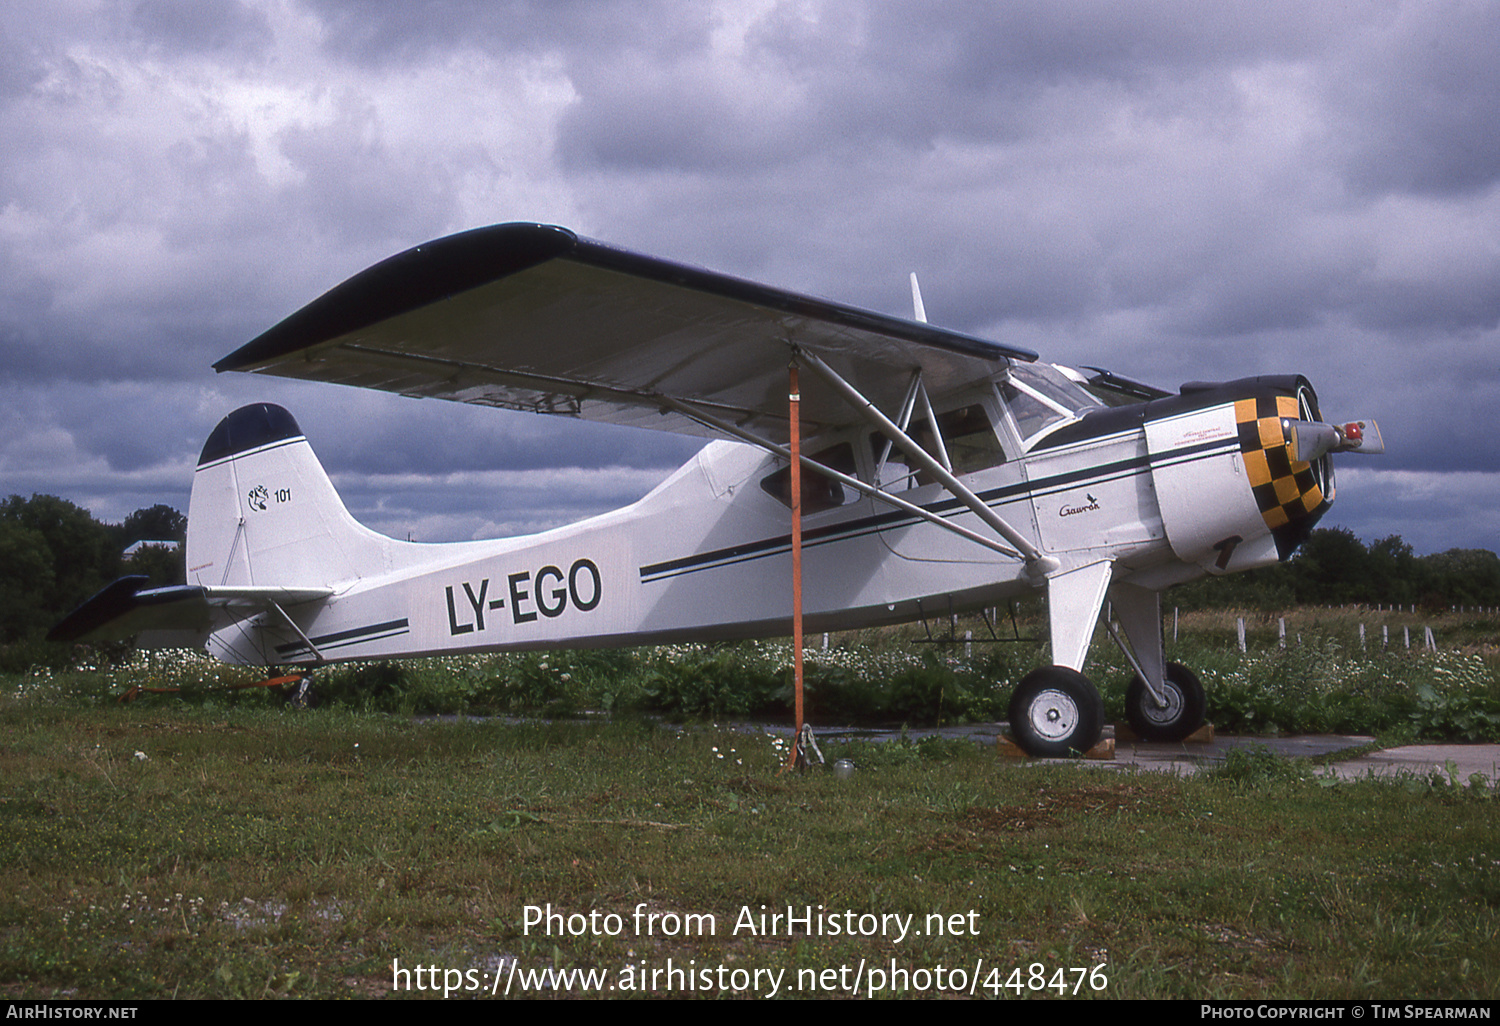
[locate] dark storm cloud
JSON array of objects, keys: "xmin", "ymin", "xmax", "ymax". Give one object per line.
[
  {"xmin": 2, "ymin": 0, "xmax": 1497, "ymax": 552},
  {"xmin": 1324, "ymin": 0, "xmax": 1500, "ymax": 197},
  {"xmin": 124, "ymin": 0, "xmax": 273, "ymax": 59},
  {"xmin": 555, "ymin": 0, "xmax": 1387, "ymax": 172},
  {"xmin": 302, "ymin": 0, "xmax": 711, "ymax": 66}
]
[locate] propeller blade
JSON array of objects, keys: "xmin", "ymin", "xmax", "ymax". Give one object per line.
[{"xmin": 1335, "ymin": 419, "xmax": 1383, "ymax": 455}]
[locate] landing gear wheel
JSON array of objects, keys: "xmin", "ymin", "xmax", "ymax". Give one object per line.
[
  {"xmin": 1125, "ymin": 662, "xmax": 1205, "ymax": 742},
  {"xmin": 1007, "ymin": 666, "xmax": 1104, "ymax": 758},
  {"xmin": 282, "ymin": 676, "xmax": 318, "ymax": 710}
]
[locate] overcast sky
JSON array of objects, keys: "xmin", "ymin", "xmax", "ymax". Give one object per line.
[{"xmin": 2, "ymin": 0, "xmax": 1497, "ymax": 558}]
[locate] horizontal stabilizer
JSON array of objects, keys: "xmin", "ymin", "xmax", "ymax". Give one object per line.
[{"xmin": 49, "ymin": 576, "xmax": 332, "ymax": 646}]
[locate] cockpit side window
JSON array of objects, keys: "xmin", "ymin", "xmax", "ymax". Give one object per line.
[
  {"xmin": 759, "ymin": 442, "xmax": 858, "ymax": 513},
  {"xmin": 1002, "ymin": 363, "xmax": 1104, "ymax": 447}
]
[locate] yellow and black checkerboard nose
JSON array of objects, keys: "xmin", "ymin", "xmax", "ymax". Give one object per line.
[{"xmin": 1235, "ymin": 396, "xmax": 1328, "ymax": 530}]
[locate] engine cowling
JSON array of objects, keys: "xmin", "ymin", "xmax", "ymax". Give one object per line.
[{"xmin": 1147, "ymin": 379, "xmax": 1336, "ymax": 573}]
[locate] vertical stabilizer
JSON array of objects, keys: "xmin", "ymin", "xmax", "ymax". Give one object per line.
[{"xmin": 186, "ymin": 404, "xmax": 404, "ymax": 589}]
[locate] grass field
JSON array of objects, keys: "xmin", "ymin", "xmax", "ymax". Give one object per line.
[{"xmin": 2, "ymin": 609, "xmax": 1499, "ymax": 1000}]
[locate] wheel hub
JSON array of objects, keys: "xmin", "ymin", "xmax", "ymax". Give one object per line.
[
  {"xmin": 1028, "ymin": 688, "xmax": 1079, "ymax": 741},
  {"xmin": 1144, "ymin": 682, "xmax": 1183, "ymax": 725}
]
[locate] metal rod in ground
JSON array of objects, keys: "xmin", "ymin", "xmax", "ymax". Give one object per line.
[{"xmin": 786, "ymin": 359, "xmax": 805, "ymax": 770}]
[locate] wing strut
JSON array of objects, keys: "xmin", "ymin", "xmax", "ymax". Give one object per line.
[
  {"xmin": 871, "ymin": 370, "xmax": 921, "ymax": 484},
  {"xmin": 798, "ymin": 350, "xmax": 1057, "ymax": 574},
  {"xmin": 270, "ymin": 602, "xmax": 325, "ymax": 664}
]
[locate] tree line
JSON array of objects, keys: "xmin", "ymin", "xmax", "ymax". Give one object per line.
[
  {"xmin": 2, "ymin": 491, "xmax": 1497, "ymax": 654},
  {"xmin": 1170, "ymin": 527, "xmax": 1500, "ymax": 612},
  {"xmin": 1, "ymin": 494, "xmax": 185, "ymax": 647}
]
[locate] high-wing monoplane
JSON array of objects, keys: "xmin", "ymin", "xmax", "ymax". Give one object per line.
[{"xmin": 52, "ymin": 223, "xmax": 1384, "ymax": 756}]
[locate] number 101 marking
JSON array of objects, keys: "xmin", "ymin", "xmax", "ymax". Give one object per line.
[{"xmin": 274, "ymin": 488, "xmax": 291, "ymax": 504}]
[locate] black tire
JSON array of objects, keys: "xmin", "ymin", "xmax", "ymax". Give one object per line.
[
  {"xmin": 1125, "ymin": 662, "xmax": 1206, "ymax": 742},
  {"xmin": 283, "ymin": 678, "xmax": 318, "ymax": 710},
  {"xmin": 1007, "ymin": 666, "xmax": 1104, "ymax": 757}
]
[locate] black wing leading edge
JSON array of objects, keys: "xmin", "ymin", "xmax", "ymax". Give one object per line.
[{"xmin": 215, "ymin": 223, "xmax": 1035, "ymax": 444}]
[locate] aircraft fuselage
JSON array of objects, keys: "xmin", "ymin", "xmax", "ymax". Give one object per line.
[{"xmin": 192, "ymin": 371, "xmax": 1329, "ymax": 668}]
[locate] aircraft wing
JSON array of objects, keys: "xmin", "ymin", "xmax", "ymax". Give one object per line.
[
  {"xmin": 48, "ymin": 576, "xmax": 334, "ymax": 647},
  {"xmin": 215, "ymin": 223, "xmax": 1036, "ymax": 442}
]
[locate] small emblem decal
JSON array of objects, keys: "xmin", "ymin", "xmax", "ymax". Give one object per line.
[{"xmin": 247, "ymin": 484, "xmax": 269, "ymax": 511}]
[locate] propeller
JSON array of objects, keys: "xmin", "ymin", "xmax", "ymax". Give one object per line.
[{"xmin": 1284, "ymin": 418, "xmax": 1384, "ymax": 462}]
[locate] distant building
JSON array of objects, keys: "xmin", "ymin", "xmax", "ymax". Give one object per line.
[{"xmin": 123, "ymin": 540, "xmax": 181, "ymax": 557}]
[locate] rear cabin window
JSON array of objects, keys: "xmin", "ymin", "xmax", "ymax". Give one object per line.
[
  {"xmin": 760, "ymin": 443, "xmax": 858, "ymax": 514},
  {"xmin": 870, "ymin": 404, "xmax": 1007, "ymax": 489}
]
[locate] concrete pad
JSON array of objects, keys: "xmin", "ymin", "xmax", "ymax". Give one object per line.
[
  {"xmin": 739, "ymin": 721, "xmax": 1500, "ymax": 784},
  {"xmin": 1108, "ymin": 733, "xmax": 1376, "ymax": 776},
  {"xmin": 1325, "ymin": 743, "xmax": 1500, "ymax": 785},
  {"xmin": 786, "ymin": 720, "xmax": 1500, "ymax": 786}
]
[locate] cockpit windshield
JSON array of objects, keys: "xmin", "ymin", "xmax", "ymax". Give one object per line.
[{"xmin": 1000, "ymin": 363, "xmax": 1105, "ymax": 446}]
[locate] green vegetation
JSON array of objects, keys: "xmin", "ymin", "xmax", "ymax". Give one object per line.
[
  {"xmin": 6, "ymin": 499, "xmax": 1500, "ymax": 998},
  {"xmin": 3, "ymin": 611, "xmax": 1499, "ymax": 999},
  {"xmin": 1, "ymin": 695, "xmax": 1496, "ymax": 1000},
  {"xmin": 1171, "ymin": 528, "xmax": 1500, "ymax": 612},
  {"xmin": 15, "ymin": 601, "xmax": 1500, "ymax": 742},
  {"xmin": 0, "ymin": 495, "xmax": 184, "ymax": 656}
]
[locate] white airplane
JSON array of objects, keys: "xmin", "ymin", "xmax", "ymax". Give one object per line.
[{"xmin": 51, "ymin": 223, "xmax": 1384, "ymax": 756}]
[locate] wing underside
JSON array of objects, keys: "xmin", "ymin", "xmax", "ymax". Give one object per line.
[{"xmin": 216, "ymin": 224, "xmax": 1034, "ymax": 443}]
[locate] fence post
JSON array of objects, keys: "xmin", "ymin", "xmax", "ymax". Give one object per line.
[
  {"xmin": 1359, "ymin": 623, "xmax": 1366, "ymax": 649},
  {"xmin": 1237, "ymin": 617, "xmax": 1246, "ymax": 653},
  {"xmin": 1425, "ymin": 626, "xmax": 1436, "ymax": 651},
  {"xmin": 1278, "ymin": 617, "xmax": 1286, "ymax": 648}
]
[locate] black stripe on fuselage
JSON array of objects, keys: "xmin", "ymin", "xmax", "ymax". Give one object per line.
[
  {"xmin": 637, "ymin": 433, "xmax": 1236, "ymax": 584},
  {"xmin": 273, "ymin": 618, "xmax": 411, "ymax": 658}
]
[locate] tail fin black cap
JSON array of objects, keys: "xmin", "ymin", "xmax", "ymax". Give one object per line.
[{"xmin": 198, "ymin": 403, "xmax": 304, "ymax": 466}]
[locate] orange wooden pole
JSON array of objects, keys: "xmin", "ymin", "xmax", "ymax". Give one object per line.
[{"xmin": 788, "ymin": 360, "xmax": 804, "ymax": 768}]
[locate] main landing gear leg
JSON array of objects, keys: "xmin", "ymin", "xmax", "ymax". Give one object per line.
[
  {"xmin": 1007, "ymin": 561, "xmax": 1112, "ymax": 757},
  {"xmin": 1109, "ymin": 582, "xmax": 1205, "ymax": 742}
]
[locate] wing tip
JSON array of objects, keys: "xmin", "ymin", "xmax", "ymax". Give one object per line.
[{"xmin": 216, "ymin": 222, "xmax": 579, "ymax": 373}]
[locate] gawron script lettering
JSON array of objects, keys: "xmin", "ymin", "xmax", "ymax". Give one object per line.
[
  {"xmin": 446, "ymin": 558, "xmax": 602, "ymax": 635},
  {"xmin": 1059, "ymin": 500, "xmax": 1101, "ymax": 517}
]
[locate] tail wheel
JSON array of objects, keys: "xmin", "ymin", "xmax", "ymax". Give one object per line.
[
  {"xmin": 1125, "ymin": 662, "xmax": 1206, "ymax": 742},
  {"xmin": 282, "ymin": 676, "xmax": 318, "ymax": 710},
  {"xmin": 1007, "ymin": 666, "xmax": 1104, "ymax": 757}
]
